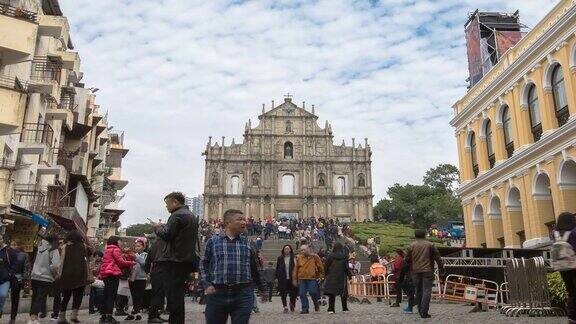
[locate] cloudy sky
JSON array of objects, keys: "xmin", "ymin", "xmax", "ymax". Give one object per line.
[{"xmin": 59, "ymin": 0, "xmax": 558, "ymax": 225}]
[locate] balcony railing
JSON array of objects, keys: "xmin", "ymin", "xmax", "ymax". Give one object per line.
[
  {"xmin": 556, "ymin": 106, "xmax": 570, "ymax": 128},
  {"xmin": 57, "ymin": 149, "xmax": 84, "ymax": 174},
  {"xmin": 0, "ymin": 157, "xmax": 18, "ymax": 170},
  {"xmin": 12, "ymin": 184, "xmax": 46, "ymax": 211},
  {"xmin": 0, "ymin": 74, "xmax": 28, "ymax": 92},
  {"xmin": 30, "ymin": 57, "xmax": 62, "ymax": 83},
  {"xmin": 505, "ymin": 141, "xmax": 514, "ymax": 159},
  {"xmin": 488, "ymin": 154, "xmax": 495, "ymax": 169},
  {"xmin": 59, "ymin": 90, "xmax": 76, "ymax": 111},
  {"xmin": 532, "ymin": 124, "xmax": 543, "ymax": 143},
  {"xmin": 20, "ymin": 123, "xmax": 54, "ymax": 148},
  {"xmin": 0, "ymin": 2, "xmax": 37, "ymax": 22}
]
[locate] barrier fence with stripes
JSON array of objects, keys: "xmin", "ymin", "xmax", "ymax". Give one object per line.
[{"xmin": 346, "ymin": 257, "xmax": 565, "ymax": 318}]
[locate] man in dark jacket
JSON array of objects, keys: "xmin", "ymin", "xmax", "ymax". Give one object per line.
[
  {"xmin": 152, "ymin": 192, "xmax": 199, "ymax": 324},
  {"xmin": 404, "ymin": 229, "xmax": 444, "ymax": 319},
  {"xmin": 0, "ymin": 234, "xmax": 17, "ymax": 319},
  {"xmin": 9, "ymin": 240, "xmax": 30, "ymax": 324}
]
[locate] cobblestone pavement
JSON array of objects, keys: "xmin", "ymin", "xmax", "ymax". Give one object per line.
[{"xmin": 5, "ymin": 298, "xmax": 567, "ymax": 324}]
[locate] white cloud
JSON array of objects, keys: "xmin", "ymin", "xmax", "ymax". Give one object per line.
[{"xmin": 58, "ymin": 0, "xmax": 559, "ymax": 224}]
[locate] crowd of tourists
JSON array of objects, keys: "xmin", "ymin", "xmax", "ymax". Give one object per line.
[
  {"xmin": 0, "ymin": 192, "xmax": 198, "ymax": 324},
  {"xmin": 0, "ymin": 196, "xmax": 574, "ymax": 324},
  {"xmin": 199, "ymin": 216, "xmax": 341, "ymax": 249}
]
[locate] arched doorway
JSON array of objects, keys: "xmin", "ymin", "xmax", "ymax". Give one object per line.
[
  {"xmin": 558, "ymin": 159, "xmax": 576, "ymax": 212},
  {"xmin": 533, "ymin": 172, "xmax": 555, "ymax": 242},
  {"xmin": 488, "ymin": 196, "xmax": 505, "ymax": 248},
  {"xmin": 506, "ymin": 187, "xmax": 526, "ymax": 247},
  {"xmin": 472, "ymin": 204, "xmax": 487, "ymax": 248}
]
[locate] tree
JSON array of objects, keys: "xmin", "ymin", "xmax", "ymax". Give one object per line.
[
  {"xmin": 423, "ymin": 164, "xmax": 459, "ymax": 193},
  {"xmin": 372, "ymin": 164, "xmax": 463, "ymax": 228},
  {"xmin": 125, "ymin": 223, "xmax": 153, "ymax": 237}
]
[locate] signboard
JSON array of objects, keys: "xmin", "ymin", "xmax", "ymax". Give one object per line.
[
  {"xmin": 277, "ymin": 212, "xmax": 298, "ymax": 220},
  {"xmin": 32, "ymin": 214, "xmax": 49, "ymax": 228},
  {"xmin": 464, "ymin": 286, "xmax": 478, "ymax": 301},
  {"xmin": 4, "ymin": 217, "xmax": 38, "ymax": 252}
]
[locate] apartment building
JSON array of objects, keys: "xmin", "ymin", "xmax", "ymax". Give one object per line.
[
  {"xmin": 0, "ymin": 0, "xmax": 128, "ymax": 248},
  {"xmin": 451, "ymin": 0, "xmax": 576, "ymax": 249},
  {"xmin": 186, "ymin": 194, "xmax": 204, "ymax": 219}
]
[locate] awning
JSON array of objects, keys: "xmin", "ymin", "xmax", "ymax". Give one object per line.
[{"xmin": 46, "ymin": 212, "xmax": 90, "ymax": 244}]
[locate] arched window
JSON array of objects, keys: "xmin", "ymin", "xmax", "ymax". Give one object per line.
[
  {"xmin": 527, "ymin": 85, "xmax": 542, "ymax": 142},
  {"xmin": 502, "ymin": 106, "xmax": 514, "ymax": 158},
  {"xmin": 281, "ymin": 174, "xmax": 295, "ymax": 195},
  {"xmin": 318, "ymin": 173, "xmax": 326, "ymax": 187},
  {"xmin": 358, "ymin": 173, "xmax": 366, "ymax": 187},
  {"xmin": 485, "ymin": 120, "xmax": 495, "ymax": 169},
  {"xmin": 211, "ymin": 172, "xmax": 219, "ymax": 186},
  {"xmin": 251, "ymin": 172, "xmax": 259, "ymax": 187},
  {"xmin": 552, "ymin": 65, "xmax": 569, "ymax": 127},
  {"xmin": 284, "ymin": 141, "xmax": 293, "ymax": 159},
  {"xmin": 470, "ymin": 132, "xmax": 479, "ymax": 178},
  {"xmin": 335, "ymin": 177, "xmax": 346, "ymax": 195},
  {"xmin": 230, "ymin": 175, "xmax": 240, "ymax": 194}
]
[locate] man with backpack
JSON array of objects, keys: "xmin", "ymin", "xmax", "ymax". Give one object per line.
[{"xmin": 552, "ymin": 212, "xmax": 576, "ymax": 323}]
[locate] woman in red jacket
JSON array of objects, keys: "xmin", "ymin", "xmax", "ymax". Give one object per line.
[{"xmin": 98, "ymin": 236, "xmax": 135, "ymax": 324}]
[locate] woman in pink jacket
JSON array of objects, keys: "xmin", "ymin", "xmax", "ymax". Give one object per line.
[{"xmin": 98, "ymin": 236, "xmax": 135, "ymax": 324}]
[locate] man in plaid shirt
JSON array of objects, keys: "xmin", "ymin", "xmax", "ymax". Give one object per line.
[{"xmin": 202, "ymin": 209, "xmax": 266, "ymax": 324}]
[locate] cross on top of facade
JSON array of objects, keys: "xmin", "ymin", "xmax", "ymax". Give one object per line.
[{"xmin": 284, "ymin": 93, "xmax": 293, "ymax": 99}]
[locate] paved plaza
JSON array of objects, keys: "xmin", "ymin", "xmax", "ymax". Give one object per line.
[{"xmin": 5, "ymin": 298, "xmax": 566, "ymax": 324}]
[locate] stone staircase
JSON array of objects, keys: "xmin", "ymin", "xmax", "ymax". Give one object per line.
[
  {"xmin": 259, "ymin": 238, "xmax": 370, "ymax": 275},
  {"xmin": 338, "ymin": 237, "xmax": 371, "ymax": 275},
  {"xmin": 259, "ymin": 239, "xmax": 295, "ymax": 267}
]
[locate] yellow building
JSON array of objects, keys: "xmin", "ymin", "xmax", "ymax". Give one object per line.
[{"xmin": 451, "ymin": 0, "xmax": 576, "ymax": 249}]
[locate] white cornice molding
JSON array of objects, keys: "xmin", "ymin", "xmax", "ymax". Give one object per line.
[
  {"xmin": 558, "ymin": 183, "xmax": 576, "ymax": 190},
  {"xmin": 457, "ymin": 119, "xmax": 576, "ymax": 200},
  {"xmin": 533, "ymin": 193, "xmax": 553, "ymax": 200},
  {"xmin": 506, "ymin": 206, "xmax": 522, "ymax": 212},
  {"xmin": 488, "ymin": 212, "xmax": 502, "ymax": 220}
]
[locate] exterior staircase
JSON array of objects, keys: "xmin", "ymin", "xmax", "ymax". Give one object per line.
[
  {"xmin": 338, "ymin": 237, "xmax": 371, "ymax": 275},
  {"xmin": 259, "ymin": 239, "xmax": 296, "ymax": 268},
  {"xmin": 259, "ymin": 238, "xmax": 370, "ymax": 275}
]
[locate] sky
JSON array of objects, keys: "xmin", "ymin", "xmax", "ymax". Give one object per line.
[{"xmin": 58, "ymin": 0, "xmax": 558, "ymax": 225}]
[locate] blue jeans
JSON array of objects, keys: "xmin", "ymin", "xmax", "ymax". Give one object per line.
[
  {"xmin": 298, "ymin": 279, "xmax": 319, "ymax": 312},
  {"xmin": 0, "ymin": 281, "xmax": 10, "ymax": 311},
  {"xmin": 205, "ymin": 287, "xmax": 254, "ymax": 324}
]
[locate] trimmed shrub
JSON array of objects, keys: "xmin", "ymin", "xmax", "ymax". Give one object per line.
[{"xmin": 547, "ymin": 271, "xmax": 567, "ymax": 309}]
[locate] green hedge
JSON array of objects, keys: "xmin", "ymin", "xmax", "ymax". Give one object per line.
[
  {"xmin": 547, "ymin": 271, "xmax": 567, "ymax": 309},
  {"xmin": 348, "ymin": 222, "xmax": 445, "ymax": 256}
]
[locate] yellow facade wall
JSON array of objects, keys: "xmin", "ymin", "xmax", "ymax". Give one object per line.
[{"xmin": 452, "ymin": 0, "xmax": 576, "ymax": 248}]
